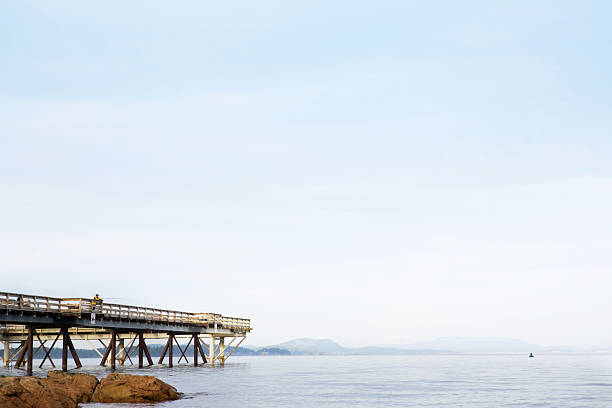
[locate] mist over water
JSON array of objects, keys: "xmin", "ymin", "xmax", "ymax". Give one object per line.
[{"xmin": 3, "ymin": 355, "xmax": 611, "ymax": 407}]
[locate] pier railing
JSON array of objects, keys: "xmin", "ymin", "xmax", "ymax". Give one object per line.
[{"xmin": 0, "ymin": 291, "xmax": 251, "ymax": 332}]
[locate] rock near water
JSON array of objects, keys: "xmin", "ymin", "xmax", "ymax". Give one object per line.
[
  {"xmin": 91, "ymin": 373, "xmax": 180, "ymax": 403},
  {"xmin": 0, "ymin": 372, "xmax": 179, "ymax": 407},
  {"xmin": 46, "ymin": 371, "xmax": 99, "ymax": 403},
  {"xmin": 0, "ymin": 375, "xmax": 91, "ymax": 408}
]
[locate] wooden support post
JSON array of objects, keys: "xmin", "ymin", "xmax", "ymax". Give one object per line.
[
  {"xmin": 66, "ymin": 335, "xmax": 82, "ymax": 369},
  {"xmin": 143, "ymin": 338, "xmax": 153, "ymax": 366},
  {"xmin": 158, "ymin": 336, "xmax": 170, "ymax": 365},
  {"xmin": 218, "ymin": 337, "xmax": 225, "ymax": 366},
  {"xmin": 138, "ymin": 333, "xmax": 144, "ymax": 368},
  {"xmin": 100, "ymin": 340, "xmax": 111, "ymax": 366},
  {"xmin": 197, "ymin": 339, "xmax": 207, "ymax": 364},
  {"xmin": 110, "ymin": 331, "xmax": 116, "ymax": 370},
  {"xmin": 3, "ymin": 340, "xmax": 9, "ymax": 367},
  {"xmin": 209, "ymin": 336, "xmax": 215, "ymax": 366},
  {"xmin": 168, "ymin": 333, "xmax": 174, "ymax": 368},
  {"xmin": 193, "ymin": 334, "xmax": 199, "ymax": 367},
  {"xmin": 118, "ymin": 338, "xmax": 125, "ymax": 366},
  {"xmin": 14, "ymin": 342, "xmax": 27, "ymax": 368},
  {"xmin": 62, "ymin": 328, "xmax": 69, "ymax": 372},
  {"xmin": 26, "ymin": 326, "xmax": 33, "ymax": 376}
]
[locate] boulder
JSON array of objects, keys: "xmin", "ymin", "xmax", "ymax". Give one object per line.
[
  {"xmin": 0, "ymin": 372, "xmax": 179, "ymax": 406},
  {"xmin": 0, "ymin": 376, "xmax": 78, "ymax": 408},
  {"xmin": 47, "ymin": 371, "xmax": 99, "ymax": 403},
  {"xmin": 91, "ymin": 373, "xmax": 180, "ymax": 403}
]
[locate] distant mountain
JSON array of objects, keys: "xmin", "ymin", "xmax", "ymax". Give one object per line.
[
  {"xmin": 271, "ymin": 338, "xmax": 453, "ymax": 355},
  {"xmin": 267, "ymin": 337, "xmax": 595, "ymax": 355},
  {"xmin": 392, "ymin": 337, "xmax": 547, "ymax": 353},
  {"xmin": 274, "ymin": 338, "xmax": 346, "ymax": 354}
]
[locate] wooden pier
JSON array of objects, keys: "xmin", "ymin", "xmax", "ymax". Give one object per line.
[{"xmin": 0, "ymin": 291, "xmax": 251, "ymax": 375}]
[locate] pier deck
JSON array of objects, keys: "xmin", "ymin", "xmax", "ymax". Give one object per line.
[{"xmin": 0, "ymin": 291, "xmax": 251, "ymax": 375}]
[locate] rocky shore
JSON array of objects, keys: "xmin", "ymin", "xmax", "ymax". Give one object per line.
[{"xmin": 0, "ymin": 371, "xmax": 180, "ymax": 407}]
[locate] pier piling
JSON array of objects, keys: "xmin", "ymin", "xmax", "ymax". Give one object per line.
[
  {"xmin": 168, "ymin": 333, "xmax": 174, "ymax": 368},
  {"xmin": 193, "ymin": 334, "xmax": 199, "ymax": 366},
  {"xmin": 110, "ymin": 331, "xmax": 116, "ymax": 370},
  {"xmin": 2, "ymin": 339, "xmax": 9, "ymax": 367},
  {"xmin": 26, "ymin": 326, "xmax": 33, "ymax": 376},
  {"xmin": 138, "ymin": 333, "xmax": 144, "ymax": 368}
]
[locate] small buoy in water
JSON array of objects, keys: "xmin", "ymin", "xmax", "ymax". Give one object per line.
[{"xmin": 529, "ymin": 353, "xmax": 534, "ymax": 358}]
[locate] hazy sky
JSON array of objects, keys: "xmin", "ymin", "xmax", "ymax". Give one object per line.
[{"xmin": 1, "ymin": 1, "xmax": 611, "ymax": 348}]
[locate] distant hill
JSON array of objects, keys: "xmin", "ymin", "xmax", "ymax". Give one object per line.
[
  {"xmin": 382, "ymin": 337, "xmax": 604, "ymax": 353},
  {"xmin": 274, "ymin": 338, "xmax": 346, "ymax": 354},
  {"xmin": 396, "ymin": 337, "xmax": 547, "ymax": 353},
  {"xmin": 268, "ymin": 337, "xmax": 598, "ymax": 355},
  {"xmin": 270, "ymin": 338, "xmax": 453, "ymax": 355}
]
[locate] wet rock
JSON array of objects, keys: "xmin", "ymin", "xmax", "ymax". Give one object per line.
[
  {"xmin": 0, "ymin": 376, "xmax": 78, "ymax": 408},
  {"xmin": 47, "ymin": 371, "xmax": 99, "ymax": 403},
  {"xmin": 91, "ymin": 373, "xmax": 180, "ymax": 403},
  {"xmin": 0, "ymin": 372, "xmax": 178, "ymax": 406}
]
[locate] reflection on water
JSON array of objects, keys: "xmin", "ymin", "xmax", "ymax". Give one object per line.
[{"xmin": 2, "ymin": 355, "xmax": 611, "ymax": 407}]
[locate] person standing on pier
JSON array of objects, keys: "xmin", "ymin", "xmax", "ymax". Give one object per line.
[{"xmin": 92, "ymin": 294, "xmax": 103, "ymax": 323}]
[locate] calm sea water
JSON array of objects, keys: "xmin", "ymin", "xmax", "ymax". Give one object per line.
[{"xmin": 3, "ymin": 354, "xmax": 611, "ymax": 407}]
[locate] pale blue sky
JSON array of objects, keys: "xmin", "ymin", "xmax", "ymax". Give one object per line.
[{"xmin": 1, "ymin": 1, "xmax": 611, "ymax": 347}]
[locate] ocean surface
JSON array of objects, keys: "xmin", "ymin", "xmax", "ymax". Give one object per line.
[{"xmin": 3, "ymin": 354, "xmax": 611, "ymax": 407}]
